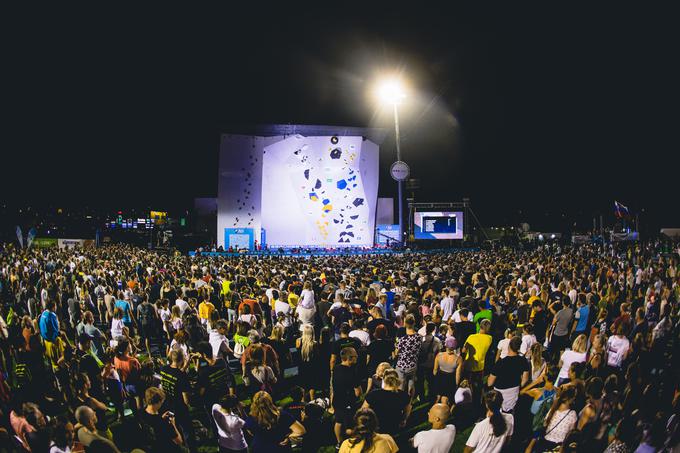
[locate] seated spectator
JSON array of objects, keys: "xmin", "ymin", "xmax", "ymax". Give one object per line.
[
  {"xmin": 412, "ymin": 403, "xmax": 457, "ymax": 453},
  {"xmin": 339, "ymin": 408, "xmax": 398, "ymax": 453},
  {"xmin": 464, "ymin": 390, "xmax": 513, "ymax": 452}
]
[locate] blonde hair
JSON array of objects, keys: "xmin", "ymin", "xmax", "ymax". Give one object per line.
[
  {"xmin": 529, "ymin": 343, "xmax": 544, "ymax": 370},
  {"xmin": 375, "ymin": 362, "xmax": 391, "ymax": 377},
  {"xmin": 383, "ymin": 373, "xmax": 401, "ymax": 389},
  {"xmin": 300, "ymin": 324, "xmax": 316, "ymax": 362},
  {"xmin": 269, "ymin": 325, "xmax": 284, "ymax": 342},
  {"xmin": 250, "ymin": 391, "xmax": 280, "ymax": 430},
  {"xmin": 572, "ymin": 334, "xmax": 588, "ymax": 353}
]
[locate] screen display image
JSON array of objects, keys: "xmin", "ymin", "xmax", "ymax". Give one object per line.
[{"xmin": 413, "ymin": 211, "xmax": 464, "ymax": 239}]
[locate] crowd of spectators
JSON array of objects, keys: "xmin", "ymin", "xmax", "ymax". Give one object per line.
[{"xmin": 0, "ymin": 241, "xmax": 679, "ymax": 452}]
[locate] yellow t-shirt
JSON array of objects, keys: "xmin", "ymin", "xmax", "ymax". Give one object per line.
[
  {"xmin": 339, "ymin": 434, "xmax": 398, "ymax": 453},
  {"xmin": 221, "ymin": 280, "xmax": 231, "ymax": 296},
  {"xmin": 198, "ymin": 301, "xmax": 215, "ymax": 320},
  {"xmin": 464, "ymin": 333, "xmax": 492, "ymax": 372},
  {"xmin": 287, "ymin": 293, "xmax": 299, "ymax": 309}
]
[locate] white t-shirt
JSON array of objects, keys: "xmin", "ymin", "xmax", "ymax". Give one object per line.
[
  {"xmin": 349, "ymin": 329, "xmax": 371, "ymax": 346},
  {"xmin": 209, "ymin": 329, "xmax": 229, "ymax": 360},
  {"xmin": 465, "ymin": 413, "xmax": 514, "ymax": 453},
  {"xmin": 159, "ymin": 308, "xmax": 171, "ymax": 332},
  {"xmin": 413, "ymin": 425, "xmax": 456, "ymax": 453},
  {"xmin": 212, "ymin": 404, "xmax": 248, "ymax": 450},
  {"xmin": 497, "ymin": 338, "xmax": 511, "ymax": 359},
  {"xmin": 111, "ymin": 319, "xmax": 124, "ymax": 339},
  {"xmin": 558, "ymin": 350, "xmax": 587, "ymax": 379},
  {"xmin": 175, "ymin": 298, "xmax": 189, "ymax": 315},
  {"xmin": 452, "ymin": 310, "xmax": 473, "ymax": 323},
  {"xmin": 606, "ymin": 335, "xmax": 630, "ymax": 368},
  {"xmin": 274, "ymin": 300, "xmax": 292, "ymax": 326},
  {"xmin": 299, "ymin": 289, "xmax": 315, "ymax": 310},
  {"xmin": 520, "ymin": 334, "xmax": 537, "ymax": 356},
  {"xmin": 455, "ymin": 387, "xmax": 472, "ymax": 405},
  {"xmin": 440, "ymin": 297, "xmax": 455, "ymax": 321}
]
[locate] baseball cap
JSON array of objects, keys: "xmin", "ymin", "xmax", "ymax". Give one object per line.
[{"xmin": 445, "ymin": 337, "xmax": 458, "ymax": 349}]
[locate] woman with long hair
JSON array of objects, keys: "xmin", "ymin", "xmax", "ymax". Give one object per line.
[
  {"xmin": 557, "ymin": 334, "xmax": 588, "ymax": 386},
  {"xmin": 244, "ymin": 391, "xmax": 305, "ymax": 453},
  {"xmin": 245, "ymin": 346, "xmax": 277, "ymax": 397},
  {"xmin": 295, "ymin": 324, "xmax": 318, "ymax": 401},
  {"xmin": 464, "ymin": 390, "xmax": 513, "ymax": 452},
  {"xmin": 529, "ymin": 343, "xmax": 547, "ymax": 383},
  {"xmin": 365, "ymin": 287, "xmax": 378, "ymax": 309},
  {"xmin": 529, "ymin": 385, "xmax": 578, "ymax": 452},
  {"xmin": 296, "ymin": 281, "xmax": 316, "ymax": 325},
  {"xmin": 267, "ymin": 325, "xmax": 291, "ymax": 370},
  {"xmin": 339, "ymin": 408, "xmax": 398, "ymax": 453}
]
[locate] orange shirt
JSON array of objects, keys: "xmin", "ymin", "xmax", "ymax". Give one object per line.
[{"xmin": 114, "ymin": 355, "xmax": 141, "ymax": 383}]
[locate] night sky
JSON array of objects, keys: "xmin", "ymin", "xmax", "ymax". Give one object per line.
[{"xmin": 3, "ymin": 7, "xmax": 679, "ymax": 232}]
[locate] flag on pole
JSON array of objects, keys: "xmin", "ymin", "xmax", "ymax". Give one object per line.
[
  {"xmin": 27, "ymin": 228, "xmax": 37, "ymax": 248},
  {"xmin": 16, "ymin": 226, "xmax": 24, "ymax": 249},
  {"xmin": 614, "ymin": 200, "xmax": 629, "ymax": 218}
]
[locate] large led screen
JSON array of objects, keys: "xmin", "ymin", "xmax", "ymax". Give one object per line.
[
  {"xmin": 260, "ymin": 135, "xmax": 378, "ymax": 247},
  {"xmin": 413, "ymin": 211, "xmax": 464, "ymax": 240}
]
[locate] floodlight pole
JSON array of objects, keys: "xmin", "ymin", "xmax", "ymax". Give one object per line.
[{"xmin": 393, "ymin": 103, "xmax": 404, "ymax": 246}]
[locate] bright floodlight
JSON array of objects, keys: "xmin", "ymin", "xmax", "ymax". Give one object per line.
[{"xmin": 377, "ymin": 78, "xmax": 406, "ymax": 105}]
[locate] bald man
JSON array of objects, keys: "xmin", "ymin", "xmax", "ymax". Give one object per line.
[
  {"xmin": 411, "ymin": 403, "xmax": 456, "ymax": 453},
  {"xmin": 74, "ymin": 406, "xmax": 119, "ymax": 450}
]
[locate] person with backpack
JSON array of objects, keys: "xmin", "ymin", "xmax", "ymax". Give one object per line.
[
  {"xmin": 136, "ymin": 295, "xmax": 157, "ymax": 358},
  {"xmin": 416, "ymin": 322, "xmax": 441, "ymax": 402},
  {"xmin": 244, "ymin": 345, "xmax": 277, "ymax": 397},
  {"xmin": 232, "ymin": 321, "xmax": 251, "ymax": 360}
]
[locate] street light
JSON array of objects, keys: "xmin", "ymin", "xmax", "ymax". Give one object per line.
[{"xmin": 376, "ymin": 77, "xmax": 407, "ymax": 246}]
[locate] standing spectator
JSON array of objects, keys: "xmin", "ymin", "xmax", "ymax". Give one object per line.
[
  {"xmin": 549, "ymin": 299, "xmax": 574, "ymax": 361},
  {"xmin": 366, "ymin": 325, "xmax": 394, "ymax": 377},
  {"xmin": 557, "ymin": 334, "xmax": 587, "ymax": 386},
  {"xmin": 140, "ymin": 387, "xmax": 183, "ymax": 452},
  {"xmin": 296, "ymin": 281, "xmax": 316, "ymax": 325},
  {"xmin": 244, "ymin": 391, "xmax": 305, "ymax": 453},
  {"xmin": 570, "ymin": 294, "xmax": 590, "ymax": 341},
  {"xmin": 529, "ymin": 385, "xmax": 578, "ymax": 452},
  {"xmin": 395, "ymin": 314, "xmax": 421, "ymax": 396},
  {"xmin": 212, "ymin": 394, "xmax": 247, "ymax": 453},
  {"xmin": 462, "ymin": 319, "xmax": 493, "ymax": 397},
  {"xmin": 332, "ymin": 347, "xmax": 362, "ymax": 448},
  {"xmin": 363, "ymin": 371, "xmax": 411, "ymax": 435},
  {"xmin": 487, "ymin": 336, "xmax": 530, "ymax": 412},
  {"xmin": 606, "ymin": 324, "xmax": 631, "ymax": 372},
  {"xmin": 433, "ymin": 336, "xmax": 463, "ymax": 407},
  {"xmin": 295, "ymin": 324, "xmax": 319, "ymax": 401}
]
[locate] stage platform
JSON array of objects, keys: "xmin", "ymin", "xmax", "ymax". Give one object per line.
[{"xmin": 188, "ymin": 247, "xmax": 479, "ymax": 258}]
